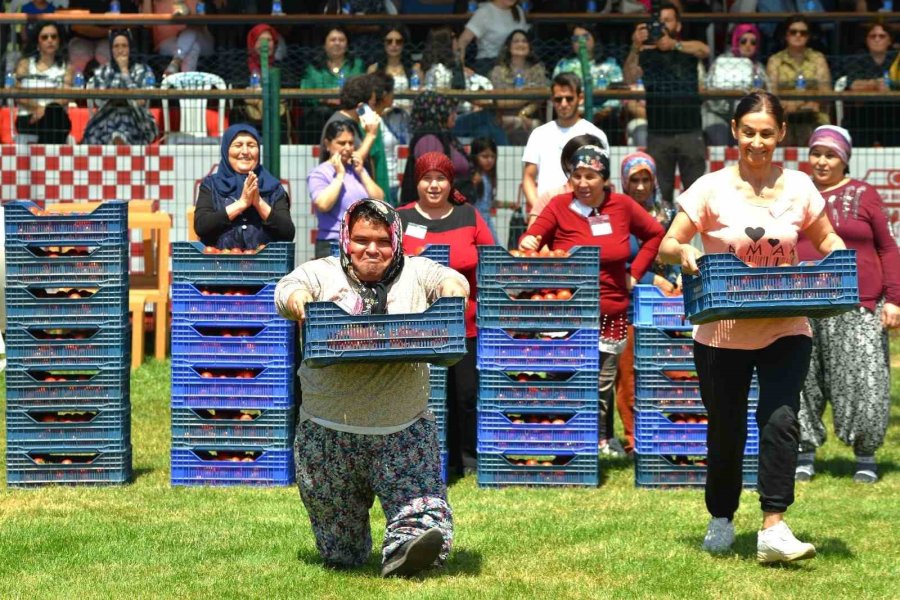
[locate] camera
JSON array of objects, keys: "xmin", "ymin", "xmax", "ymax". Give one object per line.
[{"xmin": 647, "ymin": 18, "xmax": 667, "ymax": 43}]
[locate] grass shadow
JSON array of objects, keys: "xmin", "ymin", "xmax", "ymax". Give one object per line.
[
  {"xmin": 131, "ymin": 467, "xmax": 154, "ymax": 482},
  {"xmin": 598, "ymin": 455, "xmax": 634, "ymax": 485},
  {"xmin": 295, "ymin": 545, "xmax": 482, "ymax": 578},
  {"xmin": 677, "ymin": 530, "xmax": 854, "ymax": 564},
  {"xmin": 816, "ymin": 455, "xmax": 898, "ymax": 478}
]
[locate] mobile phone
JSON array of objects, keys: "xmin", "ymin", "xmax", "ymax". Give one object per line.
[{"xmin": 357, "ymin": 103, "xmax": 375, "ymax": 119}]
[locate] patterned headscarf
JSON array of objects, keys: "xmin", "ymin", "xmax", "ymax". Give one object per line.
[
  {"xmin": 414, "ymin": 151, "xmax": 468, "ymax": 206},
  {"xmin": 731, "ymin": 24, "xmax": 761, "ymax": 58},
  {"xmin": 567, "ymin": 145, "xmax": 610, "ymax": 178},
  {"xmin": 621, "ymin": 151, "xmax": 665, "ymax": 218},
  {"xmin": 808, "ymin": 125, "xmax": 852, "ymax": 166},
  {"xmin": 339, "ymin": 199, "xmax": 405, "ymax": 315},
  {"xmin": 411, "ymin": 90, "xmax": 458, "ymax": 132}
]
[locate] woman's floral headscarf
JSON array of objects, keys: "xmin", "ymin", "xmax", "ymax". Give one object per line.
[
  {"xmin": 411, "ymin": 90, "xmax": 458, "ymax": 132},
  {"xmin": 621, "ymin": 151, "xmax": 666, "ymax": 220}
]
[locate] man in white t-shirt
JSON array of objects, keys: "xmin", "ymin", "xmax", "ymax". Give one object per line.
[{"xmin": 521, "ymin": 72, "xmax": 609, "ymax": 222}]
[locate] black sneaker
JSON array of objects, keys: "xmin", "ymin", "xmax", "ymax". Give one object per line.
[{"xmin": 381, "ymin": 528, "xmax": 443, "ymax": 578}]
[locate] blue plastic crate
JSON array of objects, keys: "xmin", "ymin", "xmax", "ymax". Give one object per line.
[
  {"xmin": 4, "ymin": 201, "xmax": 128, "ymax": 244},
  {"xmin": 5, "ymin": 284, "xmax": 128, "ymax": 323},
  {"xmin": 683, "ymin": 250, "xmax": 859, "ymax": 324},
  {"xmin": 477, "ymin": 328, "xmax": 600, "ymax": 372},
  {"xmin": 5, "ymin": 243, "xmax": 129, "ymax": 285},
  {"xmin": 6, "ymin": 446, "xmax": 132, "ymax": 487},
  {"xmin": 171, "ymin": 406, "xmax": 295, "ymax": 448},
  {"xmin": 633, "ymin": 326, "xmax": 695, "ymax": 370},
  {"xmin": 477, "ymin": 452, "xmax": 599, "ymax": 487},
  {"xmin": 478, "ymin": 370, "xmax": 599, "ymax": 412},
  {"xmin": 477, "ymin": 245, "xmax": 601, "ymax": 288},
  {"xmin": 477, "ymin": 409, "xmax": 599, "ymax": 454},
  {"xmin": 412, "ymin": 244, "xmax": 451, "ymax": 267},
  {"xmin": 6, "ymin": 406, "xmax": 130, "ymax": 449},
  {"xmin": 302, "ymin": 297, "xmax": 467, "ymax": 368},
  {"xmin": 634, "ymin": 453, "xmax": 758, "ymax": 489},
  {"xmin": 428, "ymin": 404, "xmax": 447, "ymax": 445},
  {"xmin": 171, "ymin": 319, "xmax": 295, "ymax": 364},
  {"xmin": 634, "ymin": 409, "xmax": 759, "ymax": 454},
  {"xmin": 477, "ymin": 286, "xmax": 600, "ymax": 330},
  {"xmin": 634, "ymin": 367, "xmax": 759, "ymax": 411},
  {"xmin": 6, "ymin": 324, "xmax": 129, "ymax": 365},
  {"xmin": 170, "ymin": 282, "xmax": 281, "ymax": 320},
  {"xmin": 4, "ymin": 363, "xmax": 130, "ymax": 407},
  {"xmin": 632, "ymin": 285, "xmax": 687, "ymax": 328},
  {"xmin": 441, "ymin": 450, "xmax": 448, "ymax": 483},
  {"xmin": 173, "ymin": 241, "xmax": 295, "ymax": 284},
  {"xmin": 170, "ymin": 447, "xmax": 294, "ymax": 486},
  {"xmin": 428, "ymin": 365, "xmax": 448, "ymax": 402},
  {"xmin": 170, "ymin": 360, "xmax": 294, "ymax": 409}
]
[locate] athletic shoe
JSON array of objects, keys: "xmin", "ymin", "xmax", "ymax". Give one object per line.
[
  {"xmin": 853, "ymin": 456, "xmax": 878, "ymax": 483},
  {"xmin": 599, "ymin": 438, "xmax": 627, "ymax": 457},
  {"xmin": 381, "ymin": 528, "xmax": 443, "ymax": 578},
  {"xmin": 795, "ymin": 463, "xmax": 815, "ymax": 482},
  {"xmin": 757, "ymin": 521, "xmax": 816, "ymax": 564},
  {"xmin": 702, "ymin": 517, "xmax": 735, "ymax": 554}
]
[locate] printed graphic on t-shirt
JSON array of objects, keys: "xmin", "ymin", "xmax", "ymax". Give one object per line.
[{"xmin": 728, "ymin": 224, "xmax": 797, "ymax": 267}]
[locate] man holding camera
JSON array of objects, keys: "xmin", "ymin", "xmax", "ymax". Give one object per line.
[{"xmin": 624, "ymin": 2, "xmax": 709, "ymax": 206}]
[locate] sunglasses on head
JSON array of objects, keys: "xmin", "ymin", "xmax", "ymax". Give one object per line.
[
  {"xmin": 788, "ymin": 28, "xmax": 809, "ymax": 37},
  {"xmin": 739, "ymin": 36, "xmax": 757, "ymax": 45},
  {"xmin": 385, "ymin": 37, "xmax": 403, "ymax": 45},
  {"xmin": 553, "ymin": 95, "xmax": 576, "ymax": 104}
]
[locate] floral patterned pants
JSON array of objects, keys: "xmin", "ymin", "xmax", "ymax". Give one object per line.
[
  {"xmin": 799, "ymin": 304, "xmax": 891, "ymax": 456},
  {"xmin": 294, "ymin": 418, "xmax": 453, "ymax": 568}
]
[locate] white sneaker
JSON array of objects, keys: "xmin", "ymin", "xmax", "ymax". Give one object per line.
[
  {"xmin": 702, "ymin": 517, "xmax": 735, "ymax": 554},
  {"xmin": 757, "ymin": 521, "xmax": 816, "ymax": 563}
]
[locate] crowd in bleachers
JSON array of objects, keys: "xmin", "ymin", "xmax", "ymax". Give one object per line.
[{"xmin": 2, "ymin": 0, "xmax": 899, "ymax": 146}]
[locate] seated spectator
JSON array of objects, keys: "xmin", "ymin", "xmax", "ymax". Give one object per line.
[
  {"xmin": 400, "ymin": 91, "xmax": 471, "ymax": 204},
  {"xmin": 14, "ymin": 22, "xmax": 73, "ymax": 144},
  {"xmin": 82, "ymin": 29, "xmax": 158, "ymax": 145},
  {"xmin": 552, "ymin": 24, "xmax": 625, "ymax": 144},
  {"xmin": 230, "ymin": 24, "xmax": 292, "ymax": 143},
  {"xmin": 840, "ymin": 21, "xmax": 900, "ymax": 147},
  {"xmin": 457, "ymin": 0, "xmax": 531, "ymax": 76},
  {"xmin": 194, "ymin": 124, "xmax": 295, "ymax": 250},
  {"xmin": 702, "ymin": 24, "xmax": 768, "ymax": 146},
  {"xmin": 422, "ymin": 26, "xmax": 505, "ymax": 145},
  {"xmin": 489, "ymin": 29, "xmax": 547, "ymax": 145},
  {"xmin": 300, "ymin": 26, "xmax": 365, "ymax": 144},
  {"xmin": 309, "ymin": 120, "xmax": 385, "ymax": 258},
  {"xmin": 766, "ymin": 15, "xmax": 831, "ymax": 146},
  {"xmin": 367, "ymin": 25, "xmax": 422, "ymax": 112},
  {"xmin": 140, "ymin": 0, "xmax": 215, "ymax": 76}
]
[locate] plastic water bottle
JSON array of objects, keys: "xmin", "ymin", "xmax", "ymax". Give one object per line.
[
  {"xmin": 249, "ymin": 71, "xmax": 261, "ymax": 88},
  {"xmin": 342, "ymin": 1, "xmax": 352, "ymax": 13},
  {"xmin": 409, "ymin": 70, "xmax": 421, "ymax": 91},
  {"xmin": 109, "ymin": 0, "xmax": 120, "ymax": 13},
  {"xmin": 4, "ymin": 71, "xmax": 14, "ymax": 89},
  {"xmin": 73, "ymin": 70, "xmax": 85, "ymax": 88},
  {"xmin": 586, "ymin": 0, "xmax": 597, "ymax": 12},
  {"xmin": 795, "ymin": 72, "xmax": 806, "ymax": 91},
  {"xmin": 520, "ymin": 0, "xmax": 530, "ymax": 11},
  {"xmin": 596, "ymin": 70, "xmax": 609, "ymax": 90},
  {"xmin": 884, "ymin": 70, "xmax": 892, "ymax": 91},
  {"xmin": 337, "ymin": 69, "xmax": 346, "ymax": 89},
  {"xmin": 271, "ymin": 0, "xmax": 283, "ymax": 15},
  {"xmin": 513, "ymin": 70, "xmax": 524, "ymax": 89},
  {"xmin": 803, "ymin": 0, "xmax": 816, "ymax": 10},
  {"xmin": 467, "ymin": 0, "xmax": 478, "ymax": 13},
  {"xmin": 195, "ymin": 1, "xmax": 205, "ymax": 14},
  {"xmin": 880, "ymin": 0, "xmax": 893, "ymax": 11},
  {"xmin": 752, "ymin": 70, "xmax": 763, "ymax": 89},
  {"xmin": 145, "ymin": 69, "xmax": 156, "ymax": 87}
]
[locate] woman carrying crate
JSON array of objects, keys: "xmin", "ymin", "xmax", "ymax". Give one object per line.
[
  {"xmin": 658, "ymin": 91, "xmax": 846, "ymax": 564},
  {"xmin": 519, "ymin": 144, "xmax": 666, "ymax": 458},
  {"xmin": 795, "ymin": 126, "xmax": 900, "ymax": 484},
  {"xmin": 397, "ymin": 152, "xmax": 496, "ymax": 477},
  {"xmin": 275, "ymin": 199, "xmax": 469, "ymax": 577},
  {"xmin": 193, "ymin": 124, "xmax": 295, "ymax": 251}
]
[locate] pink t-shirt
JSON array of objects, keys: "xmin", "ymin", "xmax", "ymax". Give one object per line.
[{"xmin": 677, "ymin": 167, "xmax": 826, "ymax": 350}]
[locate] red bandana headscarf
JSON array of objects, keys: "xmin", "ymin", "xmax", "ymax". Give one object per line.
[
  {"xmin": 247, "ymin": 24, "xmax": 278, "ymax": 76},
  {"xmin": 414, "ymin": 152, "xmax": 468, "ymax": 205}
]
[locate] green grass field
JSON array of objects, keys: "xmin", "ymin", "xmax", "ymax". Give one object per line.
[{"xmin": 1, "ymin": 338, "xmax": 898, "ymax": 600}]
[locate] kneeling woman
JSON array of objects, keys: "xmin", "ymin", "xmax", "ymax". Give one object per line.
[{"xmin": 194, "ymin": 124, "xmax": 295, "ymax": 249}]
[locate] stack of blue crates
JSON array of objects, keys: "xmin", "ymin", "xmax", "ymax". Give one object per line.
[
  {"xmin": 631, "ymin": 285, "xmax": 759, "ymax": 488},
  {"xmin": 4, "ymin": 201, "xmax": 131, "ymax": 487},
  {"xmin": 169, "ymin": 241, "xmax": 296, "ymax": 486},
  {"xmin": 475, "ymin": 246, "xmax": 601, "ymax": 487}
]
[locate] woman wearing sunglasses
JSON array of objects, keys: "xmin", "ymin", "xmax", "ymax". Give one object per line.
[
  {"xmin": 367, "ymin": 25, "xmax": 422, "ymax": 112},
  {"xmin": 766, "ymin": 15, "xmax": 832, "ymax": 147},
  {"xmin": 14, "ymin": 22, "xmax": 73, "ymax": 144},
  {"xmin": 703, "ymin": 24, "xmax": 769, "ymax": 146}
]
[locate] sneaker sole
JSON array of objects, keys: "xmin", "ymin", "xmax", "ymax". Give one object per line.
[
  {"xmin": 381, "ymin": 528, "xmax": 443, "ymax": 578},
  {"xmin": 757, "ymin": 545, "xmax": 816, "ymax": 563}
]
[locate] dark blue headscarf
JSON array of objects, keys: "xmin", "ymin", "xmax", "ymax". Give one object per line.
[{"xmin": 211, "ymin": 124, "xmax": 283, "ymax": 201}]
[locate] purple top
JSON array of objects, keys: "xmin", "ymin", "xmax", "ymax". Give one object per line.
[
  {"xmin": 414, "ymin": 134, "xmax": 470, "ymax": 180},
  {"xmin": 308, "ymin": 162, "xmax": 372, "ymax": 241},
  {"xmin": 797, "ymin": 178, "xmax": 900, "ymax": 310}
]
